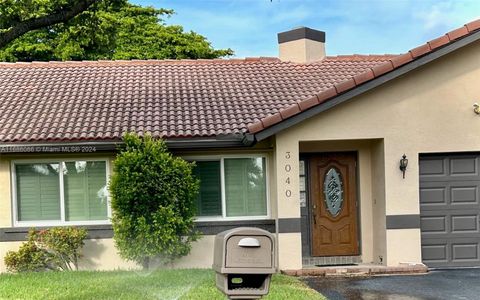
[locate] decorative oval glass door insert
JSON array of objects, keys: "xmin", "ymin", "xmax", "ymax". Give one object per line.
[{"xmin": 323, "ymin": 167, "xmax": 344, "ymax": 217}]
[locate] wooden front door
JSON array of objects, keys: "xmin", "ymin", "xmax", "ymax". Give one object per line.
[{"xmin": 310, "ymin": 152, "xmax": 359, "ymax": 256}]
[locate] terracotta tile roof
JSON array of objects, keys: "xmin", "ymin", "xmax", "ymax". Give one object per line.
[
  {"xmin": 247, "ymin": 19, "xmax": 480, "ymax": 134},
  {"xmin": 0, "ymin": 55, "xmax": 394, "ymax": 143},
  {"xmin": 1, "ymin": 19, "xmax": 479, "ymax": 144}
]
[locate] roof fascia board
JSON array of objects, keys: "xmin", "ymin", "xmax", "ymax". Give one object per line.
[
  {"xmin": 0, "ymin": 142, "xmax": 120, "ymax": 154},
  {"xmin": 0, "ymin": 137, "xmax": 253, "ymax": 153},
  {"xmin": 166, "ymin": 137, "xmax": 251, "ymax": 149},
  {"xmin": 254, "ymin": 30, "xmax": 480, "ymax": 141}
]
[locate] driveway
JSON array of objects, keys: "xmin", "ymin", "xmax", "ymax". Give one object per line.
[{"xmin": 303, "ymin": 269, "xmax": 480, "ymax": 300}]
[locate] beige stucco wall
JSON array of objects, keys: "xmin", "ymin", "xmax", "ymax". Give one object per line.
[
  {"xmin": 0, "ymin": 236, "xmax": 217, "ymax": 272},
  {"xmin": 277, "ymin": 233, "xmax": 302, "ymax": 270},
  {"xmin": 79, "ymin": 239, "xmax": 139, "ymax": 270},
  {"xmin": 273, "ymin": 39, "xmax": 480, "ymax": 266},
  {"xmin": 0, "ymin": 158, "xmax": 11, "ymax": 228},
  {"xmin": 386, "ymin": 229, "xmax": 421, "ymax": 265},
  {"xmin": 273, "ymin": 135, "xmax": 302, "ymax": 269},
  {"xmin": 371, "ymin": 140, "xmax": 387, "ymax": 264}
]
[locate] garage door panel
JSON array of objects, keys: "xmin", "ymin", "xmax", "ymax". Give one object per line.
[
  {"xmin": 450, "ymin": 157, "xmax": 478, "ymax": 176},
  {"xmin": 422, "ymin": 237, "xmax": 480, "ymax": 266},
  {"xmin": 421, "ymin": 155, "xmax": 480, "ymax": 182},
  {"xmin": 451, "ymin": 186, "xmax": 478, "ymax": 204},
  {"xmin": 421, "ymin": 211, "xmax": 479, "ymax": 236},
  {"xmin": 420, "ymin": 182, "xmax": 480, "ymax": 210},
  {"xmin": 420, "ymin": 186, "xmax": 446, "ymax": 205},
  {"xmin": 452, "ymin": 243, "xmax": 478, "ymax": 261},
  {"xmin": 421, "ymin": 216, "xmax": 446, "ymax": 233},
  {"xmin": 419, "ymin": 158, "xmax": 446, "ymax": 176},
  {"xmin": 422, "ymin": 244, "xmax": 447, "ymax": 262},
  {"xmin": 451, "ymin": 215, "xmax": 479, "ymax": 233},
  {"xmin": 420, "ymin": 154, "xmax": 480, "ymax": 268}
]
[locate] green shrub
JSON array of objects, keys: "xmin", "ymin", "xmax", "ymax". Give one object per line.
[
  {"xmin": 109, "ymin": 132, "xmax": 200, "ymax": 268},
  {"xmin": 33, "ymin": 227, "xmax": 87, "ymax": 270},
  {"xmin": 4, "ymin": 237, "xmax": 52, "ymax": 272},
  {"xmin": 3, "ymin": 227, "xmax": 87, "ymax": 272}
]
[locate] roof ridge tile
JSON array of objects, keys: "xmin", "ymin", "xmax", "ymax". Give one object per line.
[
  {"xmin": 325, "ymin": 54, "xmax": 399, "ymax": 60},
  {"xmin": 466, "ymin": 19, "xmax": 480, "ymax": 32},
  {"xmin": 0, "ymin": 57, "xmax": 282, "ymax": 68}
]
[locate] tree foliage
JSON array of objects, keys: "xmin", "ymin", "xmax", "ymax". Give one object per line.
[
  {"xmin": 0, "ymin": 0, "xmax": 102, "ymax": 49},
  {"xmin": 109, "ymin": 133, "xmax": 200, "ymax": 268},
  {"xmin": 0, "ymin": 0, "xmax": 233, "ymax": 61}
]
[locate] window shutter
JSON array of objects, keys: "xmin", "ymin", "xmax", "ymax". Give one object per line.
[
  {"xmin": 224, "ymin": 158, "xmax": 267, "ymax": 217},
  {"xmin": 64, "ymin": 161, "xmax": 108, "ymax": 221},
  {"xmin": 193, "ymin": 161, "xmax": 222, "ymax": 216},
  {"xmin": 16, "ymin": 163, "xmax": 61, "ymax": 221}
]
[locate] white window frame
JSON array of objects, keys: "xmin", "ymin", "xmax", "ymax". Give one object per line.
[
  {"xmin": 187, "ymin": 154, "xmax": 270, "ymax": 222},
  {"xmin": 11, "ymin": 157, "xmax": 112, "ymax": 227}
]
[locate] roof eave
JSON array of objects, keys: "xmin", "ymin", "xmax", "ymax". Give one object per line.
[
  {"xmin": 253, "ymin": 29, "xmax": 480, "ymax": 142},
  {"xmin": 166, "ymin": 135, "xmax": 255, "ymax": 149},
  {"xmin": 0, "ymin": 135, "xmax": 256, "ymax": 154}
]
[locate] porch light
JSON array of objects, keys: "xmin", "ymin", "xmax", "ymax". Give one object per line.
[{"xmin": 399, "ymin": 154, "xmax": 408, "ymax": 179}]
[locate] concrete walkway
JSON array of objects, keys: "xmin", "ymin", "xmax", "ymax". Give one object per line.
[
  {"xmin": 304, "ymin": 268, "xmax": 480, "ymax": 300},
  {"xmin": 282, "ymin": 263, "xmax": 427, "ymax": 277}
]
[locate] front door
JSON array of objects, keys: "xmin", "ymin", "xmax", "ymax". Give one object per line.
[{"xmin": 310, "ymin": 152, "xmax": 359, "ymax": 256}]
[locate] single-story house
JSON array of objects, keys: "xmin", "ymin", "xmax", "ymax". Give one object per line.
[{"xmin": 2, "ymin": 19, "xmax": 480, "ymax": 272}]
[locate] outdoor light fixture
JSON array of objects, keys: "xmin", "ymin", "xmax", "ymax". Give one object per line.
[
  {"xmin": 399, "ymin": 154, "xmax": 408, "ymax": 179},
  {"xmin": 474, "ymin": 103, "xmax": 480, "ymax": 115}
]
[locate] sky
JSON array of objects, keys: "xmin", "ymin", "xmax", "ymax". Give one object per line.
[{"xmin": 132, "ymin": 0, "xmax": 480, "ymax": 58}]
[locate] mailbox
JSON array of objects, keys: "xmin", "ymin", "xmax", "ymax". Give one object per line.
[{"xmin": 213, "ymin": 227, "xmax": 276, "ymax": 299}]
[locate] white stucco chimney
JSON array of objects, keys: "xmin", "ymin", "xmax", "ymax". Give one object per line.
[{"xmin": 278, "ymin": 27, "xmax": 326, "ymax": 63}]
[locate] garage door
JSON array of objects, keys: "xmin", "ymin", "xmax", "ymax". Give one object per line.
[{"xmin": 420, "ymin": 153, "xmax": 480, "ymax": 268}]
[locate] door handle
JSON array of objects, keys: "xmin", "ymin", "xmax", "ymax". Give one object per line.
[{"xmin": 312, "ymin": 205, "xmax": 317, "ymax": 225}]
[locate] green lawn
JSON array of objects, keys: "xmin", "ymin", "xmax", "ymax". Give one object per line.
[{"xmin": 0, "ymin": 269, "xmax": 324, "ymax": 300}]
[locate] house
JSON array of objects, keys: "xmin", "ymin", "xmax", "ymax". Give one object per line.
[{"xmin": 1, "ymin": 19, "xmax": 480, "ymax": 272}]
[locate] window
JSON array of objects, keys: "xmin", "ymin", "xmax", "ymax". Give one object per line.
[
  {"xmin": 13, "ymin": 160, "xmax": 109, "ymax": 226},
  {"xmin": 193, "ymin": 161, "xmax": 222, "ymax": 216},
  {"xmin": 299, "ymin": 160, "xmax": 307, "ymax": 208},
  {"xmin": 192, "ymin": 156, "xmax": 268, "ymax": 219}
]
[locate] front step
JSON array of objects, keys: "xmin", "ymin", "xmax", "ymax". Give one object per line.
[
  {"xmin": 302, "ymin": 255, "xmax": 361, "ymax": 267},
  {"xmin": 282, "ymin": 263, "xmax": 428, "ymax": 277}
]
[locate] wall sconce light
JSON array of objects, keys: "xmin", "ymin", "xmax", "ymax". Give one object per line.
[
  {"xmin": 474, "ymin": 103, "xmax": 480, "ymax": 115},
  {"xmin": 399, "ymin": 154, "xmax": 408, "ymax": 179}
]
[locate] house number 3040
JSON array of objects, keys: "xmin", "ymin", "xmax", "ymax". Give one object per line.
[{"xmin": 285, "ymin": 151, "xmax": 292, "ymax": 198}]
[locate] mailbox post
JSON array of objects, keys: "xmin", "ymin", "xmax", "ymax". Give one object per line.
[{"xmin": 213, "ymin": 227, "xmax": 276, "ymax": 299}]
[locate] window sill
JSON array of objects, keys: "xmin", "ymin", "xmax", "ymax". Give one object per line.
[
  {"xmin": 14, "ymin": 220, "xmax": 111, "ymax": 228},
  {"xmin": 194, "ymin": 219, "xmax": 275, "ymax": 235},
  {"xmin": 195, "ymin": 215, "xmax": 270, "ymax": 222}
]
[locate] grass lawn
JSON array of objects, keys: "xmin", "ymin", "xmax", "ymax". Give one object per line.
[{"xmin": 0, "ymin": 269, "xmax": 324, "ymax": 300}]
